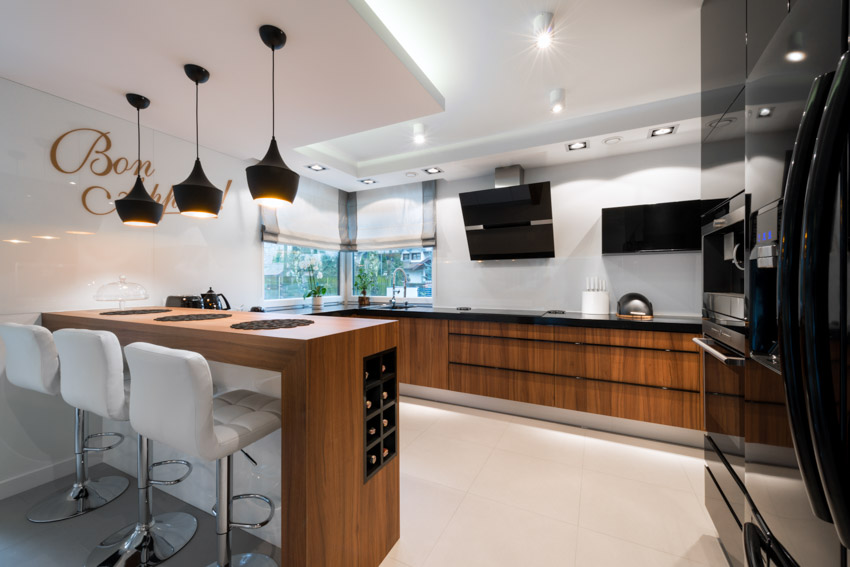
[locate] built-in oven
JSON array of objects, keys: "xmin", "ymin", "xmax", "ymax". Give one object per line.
[{"xmin": 696, "ymin": 189, "xmax": 750, "ymax": 566}]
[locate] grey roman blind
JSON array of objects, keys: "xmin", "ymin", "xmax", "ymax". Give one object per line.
[
  {"xmin": 350, "ymin": 181, "xmax": 436, "ymax": 250},
  {"xmin": 261, "ymin": 177, "xmax": 345, "ymax": 250}
]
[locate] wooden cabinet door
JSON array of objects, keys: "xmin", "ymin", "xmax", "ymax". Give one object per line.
[{"xmin": 398, "ymin": 318, "xmax": 448, "ymax": 389}]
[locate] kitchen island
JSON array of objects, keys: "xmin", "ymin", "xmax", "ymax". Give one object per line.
[{"xmin": 41, "ymin": 308, "xmax": 399, "ymax": 567}]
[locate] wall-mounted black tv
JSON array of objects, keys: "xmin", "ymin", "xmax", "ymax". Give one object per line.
[
  {"xmin": 602, "ymin": 199, "xmax": 722, "ymax": 254},
  {"xmin": 459, "ymin": 182, "xmax": 555, "ymax": 260}
]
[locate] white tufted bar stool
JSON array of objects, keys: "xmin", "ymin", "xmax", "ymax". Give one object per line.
[
  {"xmin": 0, "ymin": 323, "xmax": 129, "ymax": 522},
  {"xmin": 124, "ymin": 342, "xmax": 282, "ymax": 567}
]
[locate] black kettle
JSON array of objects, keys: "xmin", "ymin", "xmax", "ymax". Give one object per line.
[{"xmin": 201, "ymin": 287, "xmax": 231, "ymax": 310}]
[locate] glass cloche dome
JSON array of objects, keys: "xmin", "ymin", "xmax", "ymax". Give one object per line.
[{"xmin": 94, "ymin": 275, "xmax": 149, "ymax": 310}]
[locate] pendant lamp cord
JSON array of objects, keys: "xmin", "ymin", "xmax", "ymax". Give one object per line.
[
  {"xmin": 195, "ymin": 80, "xmax": 199, "ymax": 160},
  {"xmin": 271, "ymin": 46, "xmax": 276, "ymax": 140},
  {"xmin": 136, "ymin": 107, "xmax": 141, "ymax": 175}
]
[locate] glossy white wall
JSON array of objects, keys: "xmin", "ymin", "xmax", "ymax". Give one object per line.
[
  {"xmin": 0, "ymin": 77, "xmax": 264, "ymax": 497},
  {"xmin": 433, "ymin": 143, "xmax": 703, "ymax": 315}
]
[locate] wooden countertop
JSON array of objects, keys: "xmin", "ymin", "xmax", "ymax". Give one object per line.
[{"xmin": 43, "ymin": 307, "xmax": 393, "ymax": 341}]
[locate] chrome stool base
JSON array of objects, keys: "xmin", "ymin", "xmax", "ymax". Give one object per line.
[
  {"xmin": 85, "ymin": 511, "xmax": 197, "ymax": 567},
  {"xmin": 206, "ymin": 552, "xmax": 278, "ymax": 567},
  {"xmin": 27, "ymin": 476, "xmax": 129, "ymax": 523}
]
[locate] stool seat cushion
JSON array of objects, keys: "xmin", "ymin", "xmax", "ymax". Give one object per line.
[
  {"xmin": 0, "ymin": 323, "xmax": 60, "ymax": 396},
  {"xmin": 125, "ymin": 343, "xmax": 281, "ymax": 462},
  {"xmin": 212, "ymin": 390, "xmax": 281, "ymax": 460},
  {"xmin": 54, "ymin": 329, "xmax": 130, "ymax": 421}
]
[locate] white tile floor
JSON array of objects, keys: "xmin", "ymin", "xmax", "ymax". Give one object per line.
[{"xmin": 382, "ymin": 397, "xmax": 729, "ymax": 567}]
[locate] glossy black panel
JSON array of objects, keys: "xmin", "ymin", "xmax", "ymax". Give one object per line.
[
  {"xmin": 746, "ymin": 0, "xmax": 790, "ymax": 77},
  {"xmin": 602, "ymin": 200, "xmax": 722, "ymax": 254}
]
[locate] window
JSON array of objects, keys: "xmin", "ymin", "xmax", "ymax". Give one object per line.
[
  {"xmin": 263, "ymin": 243, "xmax": 340, "ymax": 300},
  {"xmin": 352, "ymin": 247, "xmax": 433, "ymax": 298}
]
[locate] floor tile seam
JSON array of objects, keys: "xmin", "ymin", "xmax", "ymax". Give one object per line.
[
  {"xmin": 487, "ymin": 445, "xmax": 585, "ymax": 472},
  {"xmin": 400, "ymin": 468, "xmax": 482, "ymax": 495},
  {"xmin": 417, "ymin": 471, "xmax": 485, "ymax": 567},
  {"xmin": 462, "ymin": 488, "xmax": 581, "ymax": 529},
  {"xmin": 579, "ymin": 466, "xmax": 705, "ymax": 498},
  {"xmin": 577, "ymin": 525, "xmax": 713, "ymax": 565},
  {"xmin": 574, "ymin": 466, "xmax": 585, "ymax": 566}
]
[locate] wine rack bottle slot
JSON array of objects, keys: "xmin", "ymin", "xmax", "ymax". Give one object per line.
[{"xmin": 363, "ymin": 347, "xmax": 398, "ymax": 482}]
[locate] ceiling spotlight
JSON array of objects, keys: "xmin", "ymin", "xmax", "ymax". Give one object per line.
[
  {"xmin": 32, "ymin": 235, "xmax": 59, "ymax": 240},
  {"xmin": 413, "ymin": 123, "xmax": 426, "ymax": 144},
  {"xmin": 567, "ymin": 141, "xmax": 587, "ymax": 150},
  {"xmin": 423, "ymin": 167, "xmax": 443, "ymax": 175},
  {"xmin": 603, "ymin": 136, "xmax": 622, "ymax": 145},
  {"xmin": 3, "ymin": 240, "xmax": 29, "ymax": 244},
  {"xmin": 533, "ymin": 12, "xmax": 554, "ymax": 49},
  {"xmin": 550, "ymin": 88, "xmax": 565, "ymax": 114},
  {"xmin": 758, "ymin": 107, "xmax": 774, "ymax": 118},
  {"xmin": 786, "ymin": 50, "xmax": 806, "ymax": 62},
  {"xmin": 650, "ymin": 125, "xmax": 677, "ymax": 137},
  {"xmin": 707, "ymin": 117, "xmax": 737, "ymax": 128},
  {"xmin": 306, "ymin": 164, "xmax": 327, "ymax": 171},
  {"xmin": 359, "ymin": 179, "xmax": 377, "ymax": 185},
  {"xmin": 69, "ymin": 181, "xmax": 76, "ymax": 185},
  {"xmin": 66, "ymin": 231, "xmax": 95, "ymax": 235},
  {"xmin": 405, "ymin": 171, "xmax": 418, "ymax": 178}
]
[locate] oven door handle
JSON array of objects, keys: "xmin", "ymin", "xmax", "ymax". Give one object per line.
[{"xmin": 692, "ymin": 337, "xmax": 746, "ymax": 366}]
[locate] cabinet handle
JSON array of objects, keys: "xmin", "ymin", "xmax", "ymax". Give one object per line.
[{"xmin": 692, "ymin": 338, "xmax": 745, "ymax": 366}]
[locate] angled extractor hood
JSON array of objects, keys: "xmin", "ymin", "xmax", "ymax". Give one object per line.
[{"xmin": 459, "ymin": 166, "xmax": 555, "ymax": 260}]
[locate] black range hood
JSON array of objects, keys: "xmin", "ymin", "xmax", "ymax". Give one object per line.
[{"xmin": 459, "ymin": 178, "xmax": 555, "ymax": 261}]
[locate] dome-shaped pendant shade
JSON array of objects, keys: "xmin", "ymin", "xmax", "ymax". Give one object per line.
[
  {"xmin": 173, "ymin": 158, "xmax": 223, "ymax": 218},
  {"xmin": 246, "ymin": 137, "xmax": 300, "ymax": 208},
  {"xmin": 115, "ymin": 176, "xmax": 163, "ymax": 226}
]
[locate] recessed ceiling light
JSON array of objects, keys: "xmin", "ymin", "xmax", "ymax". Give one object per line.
[
  {"xmin": 785, "ymin": 50, "xmax": 806, "ymax": 62},
  {"xmin": 603, "ymin": 136, "xmax": 622, "ymax": 145},
  {"xmin": 32, "ymin": 235, "xmax": 59, "ymax": 240},
  {"xmin": 413, "ymin": 123, "xmax": 426, "ymax": 144},
  {"xmin": 757, "ymin": 107, "xmax": 774, "ymax": 118},
  {"xmin": 66, "ymin": 231, "xmax": 95, "ymax": 235},
  {"xmin": 650, "ymin": 125, "xmax": 677, "ymax": 137},
  {"xmin": 359, "ymin": 179, "xmax": 377, "ymax": 185},
  {"xmin": 3, "ymin": 239, "xmax": 29, "ymax": 244},
  {"xmin": 707, "ymin": 117, "xmax": 737, "ymax": 128},
  {"xmin": 550, "ymin": 88, "xmax": 565, "ymax": 114},
  {"xmin": 567, "ymin": 141, "xmax": 587, "ymax": 150},
  {"xmin": 533, "ymin": 12, "xmax": 554, "ymax": 49},
  {"xmin": 423, "ymin": 167, "xmax": 443, "ymax": 175},
  {"xmin": 405, "ymin": 171, "xmax": 418, "ymax": 178},
  {"xmin": 69, "ymin": 181, "xmax": 76, "ymax": 185},
  {"xmin": 306, "ymin": 164, "xmax": 327, "ymax": 171}
]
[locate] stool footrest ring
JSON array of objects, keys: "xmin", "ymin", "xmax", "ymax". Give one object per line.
[
  {"xmin": 229, "ymin": 494, "xmax": 275, "ymax": 529},
  {"xmin": 83, "ymin": 432, "xmax": 125, "ymax": 452},
  {"xmin": 148, "ymin": 459, "xmax": 193, "ymax": 486}
]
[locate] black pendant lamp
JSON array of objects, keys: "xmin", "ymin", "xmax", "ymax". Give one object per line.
[
  {"xmin": 246, "ymin": 25, "xmax": 300, "ymax": 208},
  {"xmin": 173, "ymin": 64, "xmax": 223, "ymax": 218},
  {"xmin": 115, "ymin": 94, "xmax": 163, "ymax": 226}
]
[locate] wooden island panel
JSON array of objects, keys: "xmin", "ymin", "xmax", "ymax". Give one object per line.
[{"xmin": 42, "ymin": 308, "xmax": 399, "ymax": 567}]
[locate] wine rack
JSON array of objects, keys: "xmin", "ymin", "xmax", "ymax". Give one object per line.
[{"xmin": 363, "ymin": 347, "xmax": 397, "ymax": 482}]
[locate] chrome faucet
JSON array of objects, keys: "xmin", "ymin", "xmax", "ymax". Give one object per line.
[{"xmin": 390, "ymin": 267, "xmax": 408, "ymax": 307}]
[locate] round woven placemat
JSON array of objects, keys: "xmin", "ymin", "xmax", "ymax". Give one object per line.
[
  {"xmin": 230, "ymin": 319, "xmax": 315, "ymax": 330},
  {"xmin": 154, "ymin": 313, "xmax": 233, "ymax": 322},
  {"xmin": 100, "ymin": 309, "xmax": 173, "ymax": 316}
]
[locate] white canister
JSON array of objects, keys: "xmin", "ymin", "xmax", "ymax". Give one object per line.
[{"xmin": 581, "ymin": 291, "xmax": 609, "ymax": 315}]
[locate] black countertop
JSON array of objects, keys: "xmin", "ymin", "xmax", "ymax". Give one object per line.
[{"xmin": 275, "ymin": 304, "xmax": 703, "ymax": 333}]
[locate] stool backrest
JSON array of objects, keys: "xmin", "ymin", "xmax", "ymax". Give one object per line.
[
  {"xmin": 0, "ymin": 323, "xmax": 60, "ymax": 395},
  {"xmin": 54, "ymin": 329, "xmax": 128, "ymax": 421},
  {"xmin": 125, "ymin": 342, "xmax": 215, "ymax": 459}
]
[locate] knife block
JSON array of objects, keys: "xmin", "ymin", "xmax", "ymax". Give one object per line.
[{"xmin": 581, "ymin": 291, "xmax": 609, "ymax": 315}]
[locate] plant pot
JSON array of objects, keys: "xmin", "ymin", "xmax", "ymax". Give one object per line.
[
  {"xmin": 358, "ymin": 296, "xmax": 371, "ymax": 307},
  {"xmin": 311, "ymin": 296, "xmax": 323, "ymax": 309}
]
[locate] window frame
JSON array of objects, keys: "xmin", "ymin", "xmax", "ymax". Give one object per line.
[
  {"xmin": 349, "ymin": 247, "xmax": 434, "ymax": 305},
  {"xmin": 261, "ymin": 243, "xmax": 345, "ymax": 308}
]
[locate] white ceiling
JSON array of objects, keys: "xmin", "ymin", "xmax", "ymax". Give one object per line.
[{"xmin": 1, "ymin": 0, "xmax": 704, "ymax": 192}]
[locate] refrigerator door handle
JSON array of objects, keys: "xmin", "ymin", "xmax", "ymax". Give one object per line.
[
  {"xmin": 777, "ymin": 71, "xmax": 835, "ymax": 524},
  {"xmin": 800, "ymin": 50, "xmax": 850, "ymax": 548}
]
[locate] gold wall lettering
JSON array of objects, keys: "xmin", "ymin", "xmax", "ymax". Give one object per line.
[{"xmin": 51, "ymin": 127, "xmax": 233, "ymax": 217}]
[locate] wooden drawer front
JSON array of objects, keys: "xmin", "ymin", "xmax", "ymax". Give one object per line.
[
  {"xmin": 448, "ymin": 334, "xmax": 554, "ymax": 374},
  {"xmin": 552, "ymin": 326, "xmax": 699, "ymax": 352},
  {"xmin": 448, "ymin": 364, "xmax": 555, "ymax": 406},
  {"xmin": 399, "ymin": 318, "xmax": 449, "ymax": 389},
  {"xmin": 554, "ymin": 378, "xmax": 701, "ymax": 429},
  {"xmin": 449, "ymin": 320, "xmax": 554, "ymax": 341},
  {"xmin": 553, "ymin": 343, "xmax": 699, "ymax": 391}
]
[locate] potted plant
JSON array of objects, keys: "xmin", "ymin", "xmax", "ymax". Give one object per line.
[
  {"xmin": 354, "ymin": 269, "xmax": 375, "ymax": 306},
  {"xmin": 301, "ymin": 256, "xmax": 327, "ymax": 308}
]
